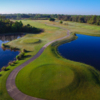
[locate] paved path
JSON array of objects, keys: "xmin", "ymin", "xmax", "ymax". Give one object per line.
[{"xmin": 6, "ymin": 30, "xmax": 70, "ymax": 100}]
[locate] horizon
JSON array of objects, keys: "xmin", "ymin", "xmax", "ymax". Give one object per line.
[
  {"xmin": 0, "ymin": 13, "xmax": 100, "ymax": 16},
  {"xmin": 0, "ymin": 0, "xmax": 100, "ymax": 15}
]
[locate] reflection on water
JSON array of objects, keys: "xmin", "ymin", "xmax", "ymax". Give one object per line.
[
  {"xmin": 0, "ymin": 34, "xmax": 24, "ymax": 41},
  {"xmin": 0, "ymin": 33, "xmax": 24, "ymax": 69}
]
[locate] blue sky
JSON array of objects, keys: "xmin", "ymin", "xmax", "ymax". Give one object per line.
[{"xmin": 0, "ymin": 0, "xmax": 100, "ymax": 15}]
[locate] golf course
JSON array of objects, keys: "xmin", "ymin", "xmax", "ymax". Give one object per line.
[{"xmin": 0, "ymin": 20, "xmax": 100, "ymax": 100}]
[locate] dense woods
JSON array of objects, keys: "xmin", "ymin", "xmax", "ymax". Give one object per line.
[
  {"xmin": 58, "ymin": 15, "xmax": 100, "ymax": 25},
  {"xmin": 49, "ymin": 18, "xmax": 55, "ymax": 21},
  {"xmin": 0, "ymin": 16, "xmax": 41, "ymax": 34},
  {"xmin": 0, "ymin": 14, "xmax": 58, "ymax": 20},
  {"xmin": 0, "ymin": 14, "xmax": 100, "ymax": 27},
  {"xmin": 1, "ymin": 14, "xmax": 100, "ymax": 25}
]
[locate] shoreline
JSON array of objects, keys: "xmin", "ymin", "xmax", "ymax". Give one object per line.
[
  {"xmin": 6, "ymin": 30, "xmax": 71, "ymax": 100},
  {"xmin": 0, "ymin": 32, "xmax": 25, "ymax": 36},
  {"xmin": 1, "ymin": 20, "xmax": 100, "ymax": 100}
]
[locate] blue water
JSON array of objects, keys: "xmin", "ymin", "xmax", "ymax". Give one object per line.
[
  {"xmin": 0, "ymin": 34, "xmax": 23, "ymax": 69},
  {"xmin": 58, "ymin": 34, "xmax": 100, "ymax": 70}
]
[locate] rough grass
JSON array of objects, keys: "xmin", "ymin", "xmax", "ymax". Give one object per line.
[
  {"xmin": 0, "ymin": 20, "xmax": 100, "ymax": 100},
  {"xmin": 37, "ymin": 20, "xmax": 100, "ymax": 36}
]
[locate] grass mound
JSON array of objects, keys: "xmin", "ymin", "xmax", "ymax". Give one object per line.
[
  {"xmin": 20, "ymin": 38, "xmax": 41, "ymax": 44},
  {"xmin": 29, "ymin": 64, "xmax": 74, "ymax": 91}
]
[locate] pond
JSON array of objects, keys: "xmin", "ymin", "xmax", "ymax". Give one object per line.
[
  {"xmin": 0, "ymin": 34, "xmax": 24, "ymax": 69},
  {"xmin": 58, "ymin": 34, "xmax": 100, "ymax": 70}
]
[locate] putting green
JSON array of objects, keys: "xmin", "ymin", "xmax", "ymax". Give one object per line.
[
  {"xmin": 29, "ymin": 64, "xmax": 74, "ymax": 91},
  {"xmin": 20, "ymin": 38, "xmax": 41, "ymax": 44}
]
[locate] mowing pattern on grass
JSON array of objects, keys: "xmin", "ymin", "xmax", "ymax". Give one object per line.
[
  {"xmin": 1, "ymin": 20, "xmax": 67, "ymax": 100},
  {"xmin": 16, "ymin": 41, "xmax": 100, "ymax": 100},
  {"xmin": 1, "ymin": 20, "xmax": 100, "ymax": 100},
  {"xmin": 20, "ymin": 38, "xmax": 41, "ymax": 44},
  {"xmin": 38, "ymin": 20, "xmax": 100, "ymax": 36},
  {"xmin": 29, "ymin": 64, "xmax": 74, "ymax": 90},
  {"xmin": 6, "ymin": 30, "xmax": 71, "ymax": 100}
]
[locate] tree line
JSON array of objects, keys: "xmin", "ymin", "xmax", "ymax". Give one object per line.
[
  {"xmin": 58, "ymin": 15, "xmax": 100, "ymax": 25},
  {"xmin": 0, "ymin": 16, "xmax": 41, "ymax": 34},
  {"xmin": 0, "ymin": 14, "xmax": 58, "ymax": 20},
  {"xmin": 0, "ymin": 14, "xmax": 100, "ymax": 25}
]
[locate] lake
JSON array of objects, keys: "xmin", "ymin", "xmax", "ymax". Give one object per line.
[
  {"xmin": 0, "ymin": 34, "xmax": 24, "ymax": 69},
  {"xmin": 58, "ymin": 34, "xmax": 100, "ymax": 70}
]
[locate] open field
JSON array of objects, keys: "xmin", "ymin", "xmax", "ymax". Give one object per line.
[
  {"xmin": 36, "ymin": 20, "xmax": 100, "ymax": 36},
  {"xmin": 0, "ymin": 20, "xmax": 100, "ymax": 100}
]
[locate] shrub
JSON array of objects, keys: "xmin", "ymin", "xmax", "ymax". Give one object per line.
[
  {"xmin": 0, "ymin": 74, "xmax": 2, "ymax": 77},
  {"xmin": 10, "ymin": 47, "xmax": 14, "ymax": 51},
  {"xmin": 1, "ymin": 66, "xmax": 9, "ymax": 71},
  {"xmin": 12, "ymin": 60, "xmax": 16, "ymax": 64},
  {"xmin": 2, "ymin": 43, "xmax": 5, "ymax": 47},
  {"xmin": 16, "ymin": 52, "xmax": 25, "ymax": 60},
  {"xmin": 22, "ymin": 49, "xmax": 26, "ymax": 53},
  {"xmin": 20, "ymin": 52, "xmax": 25, "ymax": 57},
  {"xmin": 2, "ymin": 47, "xmax": 6, "ymax": 51},
  {"xmin": 1, "ymin": 66, "xmax": 6, "ymax": 71},
  {"xmin": 5, "ymin": 67, "xmax": 10, "ymax": 71},
  {"xmin": 16, "ymin": 55, "xmax": 20, "ymax": 60},
  {"xmin": 60, "ymin": 20, "xmax": 63, "ymax": 24},
  {"xmin": 10, "ymin": 47, "xmax": 17, "ymax": 51},
  {"xmin": 8, "ymin": 62, "xmax": 12, "ymax": 66},
  {"xmin": 13, "ymin": 47, "xmax": 17, "ymax": 51}
]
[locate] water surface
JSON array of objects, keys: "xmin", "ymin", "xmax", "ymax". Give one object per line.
[
  {"xmin": 58, "ymin": 34, "xmax": 100, "ymax": 70},
  {"xmin": 0, "ymin": 34, "xmax": 24, "ymax": 69}
]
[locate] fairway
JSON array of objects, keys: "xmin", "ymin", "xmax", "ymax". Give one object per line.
[
  {"xmin": 0, "ymin": 20, "xmax": 100, "ymax": 100},
  {"xmin": 0, "ymin": 0, "xmax": 100, "ymax": 100},
  {"xmin": 16, "ymin": 42, "xmax": 100, "ymax": 100},
  {"xmin": 15, "ymin": 20, "xmax": 100, "ymax": 100}
]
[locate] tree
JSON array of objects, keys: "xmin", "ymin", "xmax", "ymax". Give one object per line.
[
  {"xmin": 78, "ymin": 16, "xmax": 85, "ymax": 23},
  {"xmin": 49, "ymin": 18, "xmax": 55, "ymax": 21},
  {"xmin": 0, "ymin": 16, "xmax": 41, "ymax": 34},
  {"xmin": 88, "ymin": 15, "xmax": 97, "ymax": 24},
  {"xmin": 11, "ymin": 23, "xmax": 17, "ymax": 32},
  {"xmin": 60, "ymin": 20, "xmax": 63, "ymax": 24}
]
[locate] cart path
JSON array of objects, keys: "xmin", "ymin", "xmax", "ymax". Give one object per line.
[{"xmin": 6, "ymin": 30, "xmax": 70, "ymax": 100}]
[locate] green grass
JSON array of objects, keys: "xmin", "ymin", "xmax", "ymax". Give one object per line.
[
  {"xmin": 0, "ymin": 20, "xmax": 100, "ymax": 100},
  {"xmin": 0, "ymin": 20, "xmax": 67, "ymax": 100},
  {"xmin": 16, "ymin": 40, "xmax": 100, "ymax": 100},
  {"xmin": 20, "ymin": 38, "xmax": 41, "ymax": 44},
  {"xmin": 0, "ymin": 57, "xmax": 32, "ymax": 100},
  {"xmin": 28, "ymin": 64, "xmax": 74, "ymax": 90},
  {"xmin": 38, "ymin": 20, "xmax": 100, "ymax": 36}
]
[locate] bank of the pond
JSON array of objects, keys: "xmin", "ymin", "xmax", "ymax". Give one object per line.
[
  {"xmin": 6, "ymin": 30, "xmax": 71, "ymax": 100},
  {"xmin": 58, "ymin": 34, "xmax": 100, "ymax": 70},
  {"xmin": 0, "ymin": 34, "xmax": 24, "ymax": 69},
  {"xmin": 15, "ymin": 33, "xmax": 100, "ymax": 100},
  {"xmin": 0, "ymin": 20, "xmax": 68, "ymax": 100}
]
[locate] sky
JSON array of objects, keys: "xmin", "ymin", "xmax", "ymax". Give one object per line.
[{"xmin": 0, "ymin": 0, "xmax": 100, "ymax": 15}]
